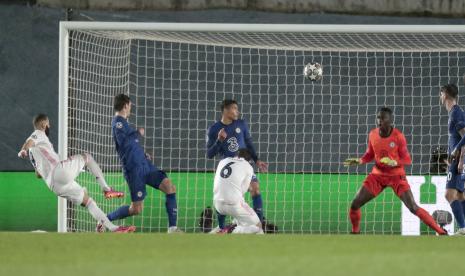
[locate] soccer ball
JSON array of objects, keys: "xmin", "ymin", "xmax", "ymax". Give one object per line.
[{"xmin": 304, "ymin": 62, "xmax": 323, "ymax": 81}]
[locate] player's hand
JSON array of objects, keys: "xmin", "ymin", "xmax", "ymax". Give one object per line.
[
  {"xmin": 138, "ymin": 127, "xmax": 145, "ymax": 137},
  {"xmin": 380, "ymin": 157, "xmax": 398, "ymax": 167},
  {"xmin": 256, "ymin": 160, "xmax": 269, "ymax": 173},
  {"xmin": 17, "ymin": 149, "xmax": 28, "ymax": 159},
  {"xmin": 343, "ymin": 158, "xmax": 361, "ymax": 166},
  {"xmin": 145, "ymin": 153, "xmax": 152, "ymax": 161},
  {"xmin": 218, "ymin": 128, "xmax": 227, "ymax": 142},
  {"xmin": 449, "ymin": 148, "xmax": 460, "ymax": 163}
]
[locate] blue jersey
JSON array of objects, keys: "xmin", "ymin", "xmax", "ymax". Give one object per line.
[
  {"xmin": 112, "ymin": 115, "xmax": 148, "ymax": 171},
  {"xmin": 206, "ymin": 119, "xmax": 258, "ymax": 162},
  {"xmin": 448, "ymin": 105, "xmax": 465, "ymax": 155}
]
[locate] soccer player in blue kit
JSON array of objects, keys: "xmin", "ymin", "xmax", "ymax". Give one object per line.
[
  {"xmin": 207, "ymin": 99, "xmax": 269, "ymax": 233},
  {"xmin": 104, "ymin": 94, "xmax": 182, "ymax": 233},
  {"xmin": 440, "ymin": 84, "xmax": 465, "ymax": 235}
]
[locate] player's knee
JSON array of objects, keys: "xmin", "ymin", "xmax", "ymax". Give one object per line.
[
  {"xmin": 80, "ymin": 193, "xmax": 90, "ymax": 207},
  {"xmin": 160, "ymin": 179, "xmax": 176, "ymax": 194},
  {"xmin": 407, "ymin": 203, "xmax": 418, "ymax": 214},
  {"xmin": 82, "ymin": 152, "xmax": 92, "ymax": 164},
  {"xmin": 130, "ymin": 204, "xmax": 143, "ymax": 215},
  {"xmin": 131, "ymin": 206, "xmax": 142, "ymax": 215},
  {"xmin": 445, "ymin": 190, "xmax": 457, "ymax": 203},
  {"xmin": 249, "ymin": 183, "xmax": 260, "ymax": 196},
  {"xmin": 350, "ymin": 200, "xmax": 361, "ymax": 210}
]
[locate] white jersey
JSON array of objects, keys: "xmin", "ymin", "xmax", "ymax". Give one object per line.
[
  {"xmin": 27, "ymin": 130, "xmax": 60, "ymax": 188},
  {"xmin": 213, "ymin": 157, "xmax": 254, "ymax": 204}
]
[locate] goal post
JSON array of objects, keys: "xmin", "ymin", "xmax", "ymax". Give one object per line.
[{"xmin": 59, "ymin": 22, "xmax": 464, "ymax": 234}]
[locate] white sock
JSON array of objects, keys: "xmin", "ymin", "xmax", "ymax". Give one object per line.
[
  {"xmin": 232, "ymin": 225, "xmax": 261, "ymax": 234},
  {"xmin": 86, "ymin": 198, "xmax": 118, "ymax": 231},
  {"xmin": 85, "ymin": 155, "xmax": 111, "ymax": 192}
]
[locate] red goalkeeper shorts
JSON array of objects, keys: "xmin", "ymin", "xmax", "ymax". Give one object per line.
[{"xmin": 363, "ymin": 173, "xmax": 411, "ymax": 197}]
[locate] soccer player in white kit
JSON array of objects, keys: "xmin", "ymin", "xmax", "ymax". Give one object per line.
[
  {"xmin": 17, "ymin": 114, "xmax": 135, "ymax": 233},
  {"xmin": 213, "ymin": 149, "xmax": 263, "ymax": 234}
]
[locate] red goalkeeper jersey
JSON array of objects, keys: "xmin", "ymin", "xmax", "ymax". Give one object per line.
[{"xmin": 360, "ymin": 128, "xmax": 412, "ymax": 176}]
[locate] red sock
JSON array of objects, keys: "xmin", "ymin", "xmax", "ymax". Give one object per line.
[
  {"xmin": 349, "ymin": 208, "xmax": 361, "ymax": 233},
  {"xmin": 415, "ymin": 208, "xmax": 446, "ymax": 235}
]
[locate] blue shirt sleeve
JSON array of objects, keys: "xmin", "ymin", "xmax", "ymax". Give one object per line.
[
  {"xmin": 453, "ymin": 109, "xmax": 465, "ymax": 150},
  {"xmin": 113, "ymin": 121, "xmax": 127, "ymax": 149},
  {"xmin": 242, "ymin": 120, "xmax": 258, "ymax": 162},
  {"xmin": 206, "ymin": 125, "xmax": 222, "ymax": 159},
  {"xmin": 452, "ymin": 108, "xmax": 465, "ymax": 132},
  {"xmin": 113, "ymin": 118, "xmax": 138, "ymax": 148}
]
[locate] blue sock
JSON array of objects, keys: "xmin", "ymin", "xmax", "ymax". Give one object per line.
[
  {"xmin": 165, "ymin": 193, "xmax": 177, "ymax": 227},
  {"xmin": 451, "ymin": 200, "xmax": 465, "ymax": 228},
  {"xmin": 217, "ymin": 211, "xmax": 226, "ymax": 229},
  {"xmin": 461, "ymin": 201, "xmax": 465, "ymax": 216},
  {"xmin": 107, "ymin": 205, "xmax": 130, "ymax": 221},
  {"xmin": 252, "ymin": 194, "xmax": 264, "ymax": 222}
]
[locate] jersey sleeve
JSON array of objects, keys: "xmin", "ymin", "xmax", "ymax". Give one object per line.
[
  {"xmin": 360, "ymin": 133, "xmax": 374, "ymax": 164},
  {"xmin": 28, "ymin": 130, "xmax": 46, "ymax": 145},
  {"xmin": 242, "ymin": 120, "xmax": 259, "ymax": 162},
  {"xmin": 452, "ymin": 108, "xmax": 465, "ymax": 132},
  {"xmin": 113, "ymin": 119, "xmax": 137, "ymax": 147},
  {"xmin": 397, "ymin": 132, "xmax": 412, "ymax": 166},
  {"xmin": 206, "ymin": 125, "xmax": 221, "ymax": 159}
]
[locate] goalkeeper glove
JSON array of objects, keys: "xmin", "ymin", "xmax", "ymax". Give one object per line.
[
  {"xmin": 343, "ymin": 158, "xmax": 361, "ymax": 166},
  {"xmin": 380, "ymin": 157, "xmax": 398, "ymax": 167}
]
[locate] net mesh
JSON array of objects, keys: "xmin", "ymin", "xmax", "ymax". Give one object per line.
[{"xmin": 64, "ymin": 27, "xmax": 464, "ymax": 234}]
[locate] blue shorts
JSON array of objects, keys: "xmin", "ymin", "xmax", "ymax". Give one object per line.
[
  {"xmin": 447, "ymin": 171, "xmax": 464, "ymax": 193},
  {"xmin": 124, "ymin": 162, "xmax": 168, "ymax": 202}
]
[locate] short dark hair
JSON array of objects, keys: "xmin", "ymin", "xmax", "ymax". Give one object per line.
[
  {"xmin": 378, "ymin": 106, "xmax": 393, "ymax": 116},
  {"xmin": 441, "ymin": 84, "xmax": 458, "ymax": 99},
  {"xmin": 220, "ymin": 99, "xmax": 238, "ymax": 112},
  {"xmin": 33, "ymin": 114, "xmax": 48, "ymax": 129},
  {"xmin": 236, "ymin": 148, "xmax": 252, "ymax": 161},
  {"xmin": 114, "ymin": 94, "xmax": 131, "ymax": 111}
]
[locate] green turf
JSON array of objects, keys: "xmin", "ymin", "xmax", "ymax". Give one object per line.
[{"xmin": 0, "ymin": 233, "xmax": 463, "ymax": 276}]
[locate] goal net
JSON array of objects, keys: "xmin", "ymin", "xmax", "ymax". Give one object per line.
[{"xmin": 59, "ymin": 23, "xmax": 465, "ymax": 234}]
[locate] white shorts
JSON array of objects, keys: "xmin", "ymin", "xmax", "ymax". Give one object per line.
[
  {"xmin": 51, "ymin": 154, "xmax": 86, "ymax": 205},
  {"xmin": 214, "ymin": 200, "xmax": 260, "ymax": 227}
]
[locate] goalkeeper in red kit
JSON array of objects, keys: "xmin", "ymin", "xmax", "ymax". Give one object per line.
[{"xmin": 344, "ymin": 107, "xmax": 446, "ymax": 235}]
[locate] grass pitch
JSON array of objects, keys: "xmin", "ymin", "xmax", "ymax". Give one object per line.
[{"xmin": 0, "ymin": 233, "xmax": 463, "ymax": 276}]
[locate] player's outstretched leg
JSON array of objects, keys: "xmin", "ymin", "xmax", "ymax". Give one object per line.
[
  {"xmin": 159, "ymin": 178, "xmax": 182, "ymax": 233},
  {"xmin": 250, "ymin": 179, "xmax": 264, "ymax": 222},
  {"xmin": 81, "ymin": 153, "xmax": 124, "ymax": 199},
  {"xmin": 400, "ymin": 190, "xmax": 446, "ymax": 235},
  {"xmin": 349, "ymin": 186, "xmax": 375, "ymax": 234},
  {"xmin": 81, "ymin": 193, "xmax": 135, "ymax": 233}
]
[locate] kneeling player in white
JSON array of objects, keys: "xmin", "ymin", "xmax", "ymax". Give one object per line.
[
  {"xmin": 18, "ymin": 114, "xmax": 135, "ymax": 233},
  {"xmin": 213, "ymin": 149, "xmax": 263, "ymax": 234}
]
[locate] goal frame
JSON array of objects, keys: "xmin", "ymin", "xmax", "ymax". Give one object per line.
[{"xmin": 58, "ymin": 22, "xmax": 464, "ymax": 232}]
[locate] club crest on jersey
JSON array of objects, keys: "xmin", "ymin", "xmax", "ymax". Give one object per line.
[
  {"xmin": 235, "ymin": 128, "xmax": 241, "ymax": 134},
  {"xmin": 137, "ymin": 191, "xmax": 143, "ymax": 198},
  {"xmin": 116, "ymin": 122, "xmax": 123, "ymax": 129},
  {"xmin": 389, "ymin": 142, "xmax": 396, "ymax": 148},
  {"xmin": 32, "ymin": 134, "xmax": 37, "ymax": 139},
  {"xmin": 227, "ymin": 137, "xmax": 239, "ymax": 152}
]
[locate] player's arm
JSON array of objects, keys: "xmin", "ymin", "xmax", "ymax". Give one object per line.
[
  {"xmin": 243, "ymin": 121, "xmax": 268, "ymax": 172},
  {"xmin": 396, "ymin": 133, "xmax": 412, "ymax": 166},
  {"xmin": 344, "ymin": 135, "xmax": 373, "ymax": 166},
  {"xmin": 450, "ymin": 127, "xmax": 465, "ymax": 162},
  {"xmin": 18, "ymin": 138, "xmax": 42, "ymax": 178},
  {"xmin": 206, "ymin": 126, "xmax": 224, "ymax": 159},
  {"xmin": 114, "ymin": 120, "xmax": 137, "ymax": 146},
  {"xmin": 17, "ymin": 138, "xmax": 35, "ymax": 159}
]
